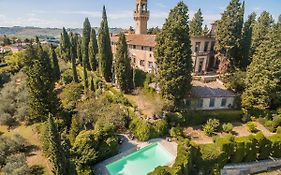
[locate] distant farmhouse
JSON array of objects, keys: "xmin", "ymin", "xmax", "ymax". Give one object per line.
[{"xmin": 111, "ymin": 0, "xmax": 237, "ymax": 110}]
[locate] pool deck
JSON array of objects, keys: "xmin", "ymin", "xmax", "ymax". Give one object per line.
[{"xmin": 93, "ymin": 135, "xmax": 177, "ymax": 175}]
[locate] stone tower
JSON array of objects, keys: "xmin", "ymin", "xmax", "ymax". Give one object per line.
[{"xmin": 133, "ymin": 0, "xmax": 149, "ymax": 35}]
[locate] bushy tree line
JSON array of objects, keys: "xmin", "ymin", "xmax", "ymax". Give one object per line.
[
  {"xmin": 0, "ymin": 72, "xmax": 28, "ymax": 128},
  {"xmin": 149, "ymin": 132, "xmax": 281, "ymax": 175},
  {"xmin": 0, "ymin": 134, "xmax": 30, "ymax": 175}
]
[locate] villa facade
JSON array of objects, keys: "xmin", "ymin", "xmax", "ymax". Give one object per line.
[
  {"xmin": 111, "ymin": 0, "xmax": 217, "ymax": 75},
  {"xmin": 111, "ymin": 0, "xmax": 237, "ymax": 110}
]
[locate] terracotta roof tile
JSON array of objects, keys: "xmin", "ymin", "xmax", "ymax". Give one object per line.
[{"xmin": 111, "ymin": 34, "xmax": 156, "ymax": 47}]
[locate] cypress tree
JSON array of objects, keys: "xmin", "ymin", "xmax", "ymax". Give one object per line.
[
  {"xmin": 89, "ymin": 28, "xmax": 98, "ymax": 71},
  {"xmin": 189, "ymin": 8, "xmax": 203, "ymax": 36},
  {"xmin": 70, "ymin": 32, "xmax": 79, "ymax": 83},
  {"xmin": 77, "ymin": 37, "xmax": 83, "ymax": 65},
  {"xmin": 60, "ymin": 27, "xmax": 71, "ymax": 61},
  {"xmin": 83, "ymin": 61, "xmax": 89, "ymax": 90},
  {"xmin": 115, "ymin": 33, "xmax": 134, "ymax": 93},
  {"xmin": 48, "ymin": 114, "xmax": 67, "ymax": 175},
  {"xmin": 24, "ymin": 43, "xmax": 59, "ymax": 122},
  {"xmin": 98, "ymin": 6, "xmax": 113, "ymax": 82},
  {"xmin": 82, "ymin": 18, "xmax": 92, "ymax": 70},
  {"xmin": 240, "ymin": 12, "xmax": 256, "ymax": 69},
  {"xmin": 242, "ymin": 19, "xmax": 281, "ymax": 114},
  {"xmin": 50, "ymin": 45, "xmax": 61, "ymax": 82},
  {"xmin": 69, "ymin": 116, "xmax": 81, "ymax": 146},
  {"xmin": 250, "ymin": 11, "xmax": 273, "ymax": 59},
  {"xmin": 155, "ymin": 2, "xmax": 193, "ymax": 105},
  {"xmin": 215, "ymin": 0, "xmax": 244, "ymax": 70}
]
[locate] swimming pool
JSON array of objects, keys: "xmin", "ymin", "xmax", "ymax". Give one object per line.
[{"xmin": 106, "ymin": 143, "xmax": 175, "ymax": 175}]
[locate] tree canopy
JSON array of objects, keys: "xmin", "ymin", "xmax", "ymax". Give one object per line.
[
  {"xmin": 155, "ymin": 1, "xmax": 193, "ymax": 106},
  {"xmin": 189, "ymin": 8, "xmax": 203, "ymax": 36},
  {"xmin": 115, "ymin": 33, "xmax": 134, "ymax": 93}
]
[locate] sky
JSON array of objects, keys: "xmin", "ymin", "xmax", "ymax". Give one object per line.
[{"xmin": 0, "ymin": 0, "xmax": 280, "ymax": 29}]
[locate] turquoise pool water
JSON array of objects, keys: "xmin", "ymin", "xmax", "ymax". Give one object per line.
[{"xmin": 106, "ymin": 143, "xmax": 174, "ymax": 175}]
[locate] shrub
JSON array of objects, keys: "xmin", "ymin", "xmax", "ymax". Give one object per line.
[
  {"xmin": 203, "ymin": 124, "xmax": 215, "ymax": 136},
  {"xmin": 255, "ymin": 132, "xmax": 271, "ymax": 159},
  {"xmin": 2, "ymin": 153, "xmax": 30, "ymax": 175},
  {"xmin": 133, "ymin": 69, "xmax": 146, "ymax": 87},
  {"xmin": 181, "ymin": 110, "xmax": 242, "ymax": 126},
  {"xmin": 59, "ymin": 82, "xmax": 83, "ymax": 110},
  {"xmin": 169, "ymin": 126, "xmax": 183, "ymax": 138},
  {"xmin": 222, "ymin": 123, "xmax": 233, "ymax": 133},
  {"xmin": 246, "ymin": 122, "xmax": 257, "ymax": 133},
  {"xmin": 272, "ymin": 114, "xmax": 281, "ymax": 129},
  {"xmin": 277, "ymin": 127, "xmax": 281, "ymax": 134},
  {"xmin": 203, "ymin": 119, "xmax": 220, "ymax": 136},
  {"xmin": 61, "ymin": 69, "xmax": 73, "ymax": 84},
  {"xmin": 264, "ymin": 120, "xmax": 275, "ymax": 132}
]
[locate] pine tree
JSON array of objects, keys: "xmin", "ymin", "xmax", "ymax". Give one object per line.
[
  {"xmin": 98, "ymin": 6, "xmax": 113, "ymax": 82},
  {"xmin": 189, "ymin": 8, "xmax": 203, "ymax": 36},
  {"xmin": 48, "ymin": 114, "xmax": 67, "ymax": 175},
  {"xmin": 50, "ymin": 45, "xmax": 61, "ymax": 82},
  {"xmin": 215, "ymin": 0, "xmax": 244, "ymax": 70},
  {"xmin": 240, "ymin": 12, "xmax": 256, "ymax": 69},
  {"xmin": 60, "ymin": 27, "xmax": 71, "ymax": 61},
  {"xmin": 115, "ymin": 33, "xmax": 134, "ymax": 93},
  {"xmin": 89, "ymin": 28, "xmax": 98, "ymax": 71},
  {"xmin": 24, "ymin": 43, "xmax": 60, "ymax": 122},
  {"xmin": 82, "ymin": 18, "xmax": 92, "ymax": 70},
  {"xmin": 155, "ymin": 2, "xmax": 193, "ymax": 106},
  {"xmin": 250, "ymin": 11, "xmax": 273, "ymax": 59},
  {"xmin": 242, "ymin": 19, "xmax": 281, "ymax": 114},
  {"xmin": 70, "ymin": 32, "xmax": 79, "ymax": 83},
  {"xmin": 69, "ymin": 116, "xmax": 81, "ymax": 146}
]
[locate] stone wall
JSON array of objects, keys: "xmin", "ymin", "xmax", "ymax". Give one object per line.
[{"xmin": 221, "ymin": 158, "xmax": 281, "ymax": 175}]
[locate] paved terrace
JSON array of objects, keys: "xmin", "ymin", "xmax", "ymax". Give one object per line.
[{"xmin": 93, "ymin": 135, "xmax": 177, "ymax": 175}]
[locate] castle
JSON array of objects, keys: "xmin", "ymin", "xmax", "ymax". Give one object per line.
[{"xmin": 111, "ymin": 0, "xmax": 218, "ymax": 75}]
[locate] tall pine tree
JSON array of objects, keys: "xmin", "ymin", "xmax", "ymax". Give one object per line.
[
  {"xmin": 60, "ymin": 27, "xmax": 71, "ymax": 61},
  {"xmin": 50, "ymin": 45, "xmax": 61, "ymax": 82},
  {"xmin": 240, "ymin": 12, "xmax": 256, "ymax": 69},
  {"xmin": 70, "ymin": 32, "xmax": 79, "ymax": 83},
  {"xmin": 98, "ymin": 6, "xmax": 113, "ymax": 82},
  {"xmin": 115, "ymin": 33, "xmax": 133, "ymax": 93},
  {"xmin": 82, "ymin": 18, "xmax": 92, "ymax": 70},
  {"xmin": 242, "ymin": 19, "xmax": 281, "ymax": 114},
  {"xmin": 89, "ymin": 28, "xmax": 98, "ymax": 71},
  {"xmin": 48, "ymin": 114, "xmax": 68, "ymax": 175},
  {"xmin": 24, "ymin": 43, "xmax": 59, "ymax": 122},
  {"xmin": 189, "ymin": 8, "xmax": 203, "ymax": 36},
  {"xmin": 215, "ymin": 0, "xmax": 244, "ymax": 70},
  {"xmin": 155, "ymin": 2, "xmax": 193, "ymax": 106},
  {"xmin": 250, "ymin": 11, "xmax": 273, "ymax": 59}
]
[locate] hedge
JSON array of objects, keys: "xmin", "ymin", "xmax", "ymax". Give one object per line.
[
  {"xmin": 149, "ymin": 133, "xmax": 281, "ymax": 175},
  {"xmin": 167, "ymin": 110, "xmax": 243, "ymax": 126}
]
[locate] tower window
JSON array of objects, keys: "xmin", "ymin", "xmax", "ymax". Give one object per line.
[
  {"xmin": 150, "ymin": 47, "xmax": 152, "ymax": 51},
  {"xmin": 141, "ymin": 46, "xmax": 144, "ymax": 50},
  {"xmin": 133, "ymin": 45, "xmax": 136, "ymax": 49}
]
